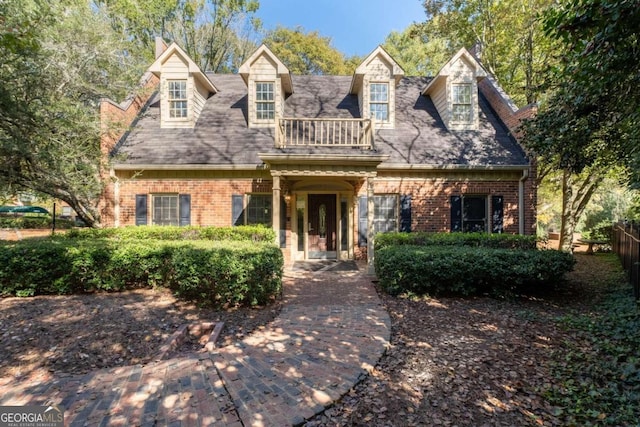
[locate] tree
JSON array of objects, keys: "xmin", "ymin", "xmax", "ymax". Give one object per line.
[
  {"xmin": 262, "ymin": 26, "xmax": 352, "ymax": 75},
  {"xmin": 0, "ymin": 0, "xmax": 141, "ymax": 226},
  {"xmin": 382, "ymin": 24, "xmax": 449, "ymax": 76},
  {"xmin": 98, "ymin": 0, "xmax": 261, "ymax": 72},
  {"xmin": 522, "ymin": 0, "xmax": 640, "ymax": 250},
  {"xmin": 418, "ymin": 0, "xmax": 556, "ymax": 105}
]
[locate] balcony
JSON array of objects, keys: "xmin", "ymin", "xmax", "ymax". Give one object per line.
[{"xmin": 275, "ymin": 117, "xmax": 375, "ymax": 149}]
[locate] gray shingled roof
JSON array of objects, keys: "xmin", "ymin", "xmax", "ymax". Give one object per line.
[{"xmin": 114, "ymin": 74, "xmax": 528, "ymax": 167}]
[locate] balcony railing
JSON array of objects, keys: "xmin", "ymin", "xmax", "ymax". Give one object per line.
[{"xmin": 275, "ymin": 117, "xmax": 375, "ymax": 149}]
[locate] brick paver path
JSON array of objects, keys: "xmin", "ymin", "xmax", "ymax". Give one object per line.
[{"xmin": 1, "ymin": 264, "xmax": 390, "ymax": 426}]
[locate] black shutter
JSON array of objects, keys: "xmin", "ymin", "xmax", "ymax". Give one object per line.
[
  {"xmin": 179, "ymin": 194, "xmax": 191, "ymax": 226},
  {"xmin": 400, "ymin": 194, "xmax": 412, "ymax": 233},
  {"xmin": 358, "ymin": 196, "xmax": 368, "ymax": 247},
  {"xmin": 280, "ymin": 196, "xmax": 286, "ymax": 248},
  {"xmin": 450, "ymin": 195, "xmax": 462, "ymax": 232},
  {"xmin": 232, "ymin": 194, "xmax": 245, "ymax": 226},
  {"xmin": 492, "ymin": 195, "xmax": 504, "ymax": 233},
  {"xmin": 135, "ymin": 195, "xmax": 147, "ymax": 226}
]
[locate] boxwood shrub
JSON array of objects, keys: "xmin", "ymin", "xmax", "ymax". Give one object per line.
[
  {"xmin": 0, "ymin": 216, "xmax": 75, "ymax": 230},
  {"xmin": 0, "ymin": 239, "xmax": 283, "ymax": 306},
  {"xmin": 65, "ymin": 224, "xmax": 275, "ymax": 242},
  {"xmin": 375, "ymin": 245, "xmax": 575, "ymax": 297},
  {"xmin": 375, "ymin": 232, "xmax": 537, "ymax": 251}
]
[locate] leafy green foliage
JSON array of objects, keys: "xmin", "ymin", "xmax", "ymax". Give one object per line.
[
  {"xmin": 383, "ymin": 24, "xmax": 450, "ymax": 76},
  {"xmin": 0, "ymin": 216, "xmax": 75, "ymax": 229},
  {"xmin": 0, "ymin": 238, "xmax": 283, "ymax": 307},
  {"xmin": 65, "ymin": 224, "xmax": 275, "ymax": 241},
  {"xmin": 544, "ymin": 255, "xmax": 640, "ymax": 425},
  {"xmin": 0, "ymin": 0, "xmax": 141, "ymax": 226},
  {"xmin": 262, "ymin": 26, "xmax": 353, "ymax": 75},
  {"xmin": 374, "ymin": 232, "xmax": 537, "ymax": 250},
  {"xmin": 375, "ymin": 245, "xmax": 574, "ymax": 297}
]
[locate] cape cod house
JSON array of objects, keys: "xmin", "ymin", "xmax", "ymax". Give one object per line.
[{"xmin": 99, "ymin": 39, "xmax": 537, "ymax": 267}]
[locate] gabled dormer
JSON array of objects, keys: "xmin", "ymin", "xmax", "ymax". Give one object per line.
[
  {"xmin": 148, "ymin": 41, "xmax": 217, "ymax": 129},
  {"xmin": 350, "ymin": 46, "xmax": 404, "ymax": 129},
  {"xmin": 239, "ymin": 45, "xmax": 293, "ymax": 128},
  {"xmin": 422, "ymin": 48, "xmax": 487, "ymax": 131}
]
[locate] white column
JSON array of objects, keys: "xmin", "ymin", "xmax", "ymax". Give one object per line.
[
  {"xmin": 367, "ymin": 175, "xmax": 375, "ymax": 274},
  {"xmin": 272, "ymin": 174, "xmax": 280, "ymax": 245}
]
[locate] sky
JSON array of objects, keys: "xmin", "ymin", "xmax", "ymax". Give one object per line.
[{"xmin": 255, "ymin": 0, "xmax": 426, "ymax": 58}]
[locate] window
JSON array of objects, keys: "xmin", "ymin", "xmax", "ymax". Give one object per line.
[
  {"xmin": 246, "ymin": 194, "xmax": 272, "ymax": 226},
  {"xmin": 153, "ymin": 194, "xmax": 179, "ymax": 226},
  {"xmin": 168, "ymin": 80, "xmax": 188, "ymax": 118},
  {"xmin": 373, "ymin": 195, "xmax": 398, "ymax": 234},
  {"xmin": 452, "ymin": 84, "xmax": 472, "ymax": 122},
  {"xmin": 256, "ymin": 82, "xmax": 275, "ymax": 120},
  {"xmin": 451, "ymin": 195, "xmax": 487, "ymax": 232},
  {"xmin": 370, "ymin": 83, "xmax": 389, "ymax": 121}
]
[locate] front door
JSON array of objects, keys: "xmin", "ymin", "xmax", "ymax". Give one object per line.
[{"xmin": 308, "ymin": 194, "xmax": 336, "ymax": 259}]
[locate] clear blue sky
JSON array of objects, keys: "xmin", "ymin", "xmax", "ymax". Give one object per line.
[{"xmin": 256, "ymin": 0, "xmax": 426, "ymax": 57}]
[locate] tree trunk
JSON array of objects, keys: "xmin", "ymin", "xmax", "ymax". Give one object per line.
[{"xmin": 558, "ymin": 167, "xmax": 604, "ymax": 251}]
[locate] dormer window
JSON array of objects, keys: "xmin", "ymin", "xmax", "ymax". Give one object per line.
[
  {"xmin": 256, "ymin": 82, "xmax": 275, "ymax": 120},
  {"xmin": 168, "ymin": 80, "xmax": 188, "ymax": 118},
  {"xmin": 452, "ymin": 84, "xmax": 472, "ymax": 122},
  {"xmin": 370, "ymin": 83, "xmax": 389, "ymax": 121}
]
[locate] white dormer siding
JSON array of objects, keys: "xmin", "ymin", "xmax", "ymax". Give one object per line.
[
  {"xmin": 247, "ymin": 55, "xmax": 281, "ymax": 128},
  {"xmin": 239, "ymin": 45, "xmax": 293, "ymax": 129},
  {"xmin": 423, "ymin": 48, "xmax": 487, "ymax": 131},
  {"xmin": 148, "ymin": 42, "xmax": 218, "ymax": 130},
  {"xmin": 350, "ymin": 46, "xmax": 404, "ymax": 129}
]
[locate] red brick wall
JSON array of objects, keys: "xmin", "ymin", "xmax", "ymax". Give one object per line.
[{"xmin": 117, "ymin": 179, "xmax": 272, "ymax": 227}]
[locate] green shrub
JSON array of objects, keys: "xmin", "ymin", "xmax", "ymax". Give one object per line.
[
  {"xmin": 0, "ymin": 216, "xmax": 75, "ymax": 229},
  {"xmin": 65, "ymin": 224, "xmax": 275, "ymax": 242},
  {"xmin": 374, "ymin": 232, "xmax": 537, "ymax": 251},
  {"xmin": 375, "ymin": 245, "xmax": 575, "ymax": 297},
  {"xmin": 0, "ymin": 239, "xmax": 283, "ymax": 307}
]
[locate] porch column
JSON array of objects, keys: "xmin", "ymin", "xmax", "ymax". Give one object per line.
[
  {"xmin": 272, "ymin": 174, "xmax": 281, "ymax": 245},
  {"xmin": 367, "ymin": 175, "xmax": 375, "ymax": 274}
]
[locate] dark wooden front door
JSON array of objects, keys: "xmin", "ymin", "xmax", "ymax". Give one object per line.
[{"xmin": 308, "ymin": 194, "xmax": 336, "ymax": 259}]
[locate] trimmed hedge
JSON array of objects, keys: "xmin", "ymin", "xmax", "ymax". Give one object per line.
[
  {"xmin": 374, "ymin": 232, "xmax": 537, "ymax": 250},
  {"xmin": 0, "ymin": 239, "xmax": 283, "ymax": 306},
  {"xmin": 0, "ymin": 216, "xmax": 75, "ymax": 230},
  {"xmin": 375, "ymin": 245, "xmax": 575, "ymax": 297},
  {"xmin": 65, "ymin": 224, "xmax": 275, "ymax": 242}
]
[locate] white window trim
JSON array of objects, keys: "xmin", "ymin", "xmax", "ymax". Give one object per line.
[
  {"xmin": 152, "ymin": 193, "xmax": 180, "ymax": 226},
  {"xmin": 373, "ymin": 194, "xmax": 398, "ymax": 234},
  {"xmin": 167, "ymin": 80, "xmax": 188, "ymax": 120},
  {"xmin": 245, "ymin": 193, "xmax": 272, "ymax": 226},
  {"xmin": 255, "ymin": 81, "xmax": 275, "ymax": 122},
  {"xmin": 369, "ymin": 82, "xmax": 390, "ymax": 123},
  {"xmin": 451, "ymin": 83, "xmax": 473, "ymax": 123}
]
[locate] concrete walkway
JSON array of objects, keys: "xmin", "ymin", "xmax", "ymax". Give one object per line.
[{"xmin": 1, "ymin": 262, "xmax": 390, "ymax": 426}]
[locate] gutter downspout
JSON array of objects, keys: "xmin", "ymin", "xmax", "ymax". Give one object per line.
[{"xmin": 519, "ymin": 168, "xmax": 529, "ymax": 235}]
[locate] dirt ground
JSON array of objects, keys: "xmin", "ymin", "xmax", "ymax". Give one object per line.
[
  {"xmin": 0, "ymin": 288, "xmax": 280, "ymax": 385},
  {"xmin": 0, "ymin": 245, "xmax": 619, "ymax": 426},
  {"xmin": 305, "ymin": 251, "xmax": 617, "ymax": 426}
]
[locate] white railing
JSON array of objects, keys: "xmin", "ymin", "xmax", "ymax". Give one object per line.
[{"xmin": 276, "ymin": 117, "xmax": 375, "ymax": 149}]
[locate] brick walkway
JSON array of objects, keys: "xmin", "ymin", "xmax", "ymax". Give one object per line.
[{"xmin": 1, "ymin": 263, "xmax": 390, "ymax": 426}]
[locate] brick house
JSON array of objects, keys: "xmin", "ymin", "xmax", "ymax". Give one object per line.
[{"xmin": 99, "ymin": 39, "xmax": 536, "ymax": 267}]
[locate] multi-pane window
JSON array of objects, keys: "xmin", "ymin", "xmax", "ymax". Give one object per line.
[
  {"xmin": 153, "ymin": 194, "xmax": 179, "ymax": 226},
  {"xmin": 452, "ymin": 84, "xmax": 472, "ymax": 122},
  {"xmin": 246, "ymin": 194, "xmax": 272, "ymax": 226},
  {"xmin": 451, "ymin": 195, "xmax": 487, "ymax": 232},
  {"xmin": 256, "ymin": 82, "xmax": 275, "ymax": 120},
  {"xmin": 370, "ymin": 83, "xmax": 389, "ymax": 121},
  {"xmin": 168, "ymin": 80, "xmax": 188, "ymax": 118},
  {"xmin": 373, "ymin": 195, "xmax": 398, "ymax": 234}
]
